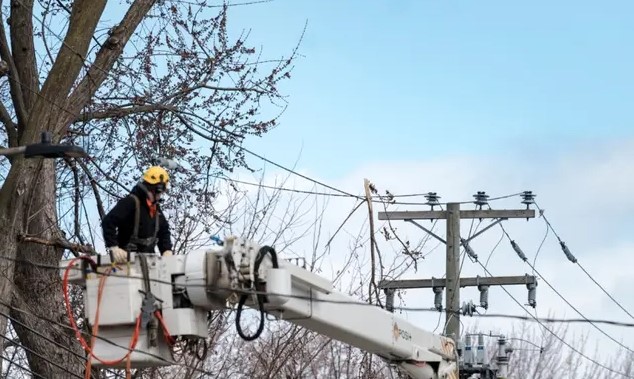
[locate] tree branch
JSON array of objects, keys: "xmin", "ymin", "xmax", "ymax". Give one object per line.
[
  {"xmin": 169, "ymin": 84, "xmax": 267, "ymax": 99},
  {"xmin": 76, "ymin": 104, "xmax": 177, "ymax": 123},
  {"xmin": 0, "ymin": 7, "xmax": 27, "ymax": 128},
  {"xmin": 76, "ymin": 158, "xmax": 106, "ymax": 219},
  {"xmin": 9, "ymin": 0, "xmax": 38, "ymax": 114},
  {"xmin": 363, "ymin": 179, "xmax": 377, "ymax": 304},
  {"xmin": 17, "ymin": 234, "xmax": 96, "ymax": 255},
  {"xmin": 200, "ymin": 84, "xmax": 266, "ymax": 94},
  {"xmin": 0, "ymin": 102, "xmax": 17, "ymax": 146},
  {"xmin": 22, "ymin": 0, "xmax": 108, "ymax": 143},
  {"xmin": 63, "ymin": 158, "xmax": 84, "ymax": 245},
  {"xmin": 64, "ymin": 0, "xmax": 156, "ymax": 128}
]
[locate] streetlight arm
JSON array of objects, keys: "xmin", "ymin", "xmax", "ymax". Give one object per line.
[
  {"xmin": 0, "ymin": 132, "xmax": 87, "ymax": 159},
  {"xmin": 0, "ymin": 146, "xmax": 26, "ymax": 157}
]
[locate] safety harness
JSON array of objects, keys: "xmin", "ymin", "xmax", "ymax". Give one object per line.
[{"xmin": 124, "ymin": 194, "xmax": 160, "ymax": 253}]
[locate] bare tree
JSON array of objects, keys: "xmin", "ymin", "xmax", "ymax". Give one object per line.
[{"xmin": 0, "ymin": 1, "xmax": 297, "ymax": 377}]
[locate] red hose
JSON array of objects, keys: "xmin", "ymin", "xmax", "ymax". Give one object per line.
[{"xmin": 62, "ymin": 257, "xmax": 141, "ymax": 378}]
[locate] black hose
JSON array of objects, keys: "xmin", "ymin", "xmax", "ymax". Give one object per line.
[
  {"xmin": 235, "ymin": 246, "xmax": 279, "ymax": 341},
  {"xmin": 195, "ymin": 338, "xmax": 209, "ymax": 361}
]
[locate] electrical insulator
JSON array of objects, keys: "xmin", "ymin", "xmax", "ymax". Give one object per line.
[
  {"xmin": 424, "ymin": 192, "xmax": 441, "ymax": 210},
  {"xmin": 521, "ymin": 191, "xmax": 536, "ymax": 208},
  {"xmin": 461, "ymin": 300, "xmax": 477, "ymax": 317},
  {"xmin": 433, "ymin": 287, "xmax": 443, "ymax": 311},
  {"xmin": 510, "ymin": 240, "xmax": 527, "ymax": 262},
  {"xmin": 473, "ymin": 191, "xmax": 489, "ymax": 209},
  {"xmin": 385, "ymin": 289, "xmax": 395, "ymax": 313},
  {"xmin": 521, "ymin": 191, "xmax": 536, "ymax": 220},
  {"xmin": 560, "ymin": 241, "xmax": 577, "ymax": 263},
  {"xmin": 461, "ymin": 238, "xmax": 478, "ymax": 261},
  {"xmin": 527, "ymin": 282, "xmax": 537, "ymax": 308},
  {"xmin": 478, "ymin": 284, "xmax": 489, "ymax": 310}
]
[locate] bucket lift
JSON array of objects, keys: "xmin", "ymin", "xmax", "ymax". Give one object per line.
[{"xmin": 60, "ymin": 236, "xmax": 459, "ymax": 379}]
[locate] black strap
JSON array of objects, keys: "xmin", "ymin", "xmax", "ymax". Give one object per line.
[
  {"xmin": 129, "ymin": 194, "xmax": 141, "ymax": 240},
  {"xmin": 127, "ymin": 194, "xmax": 160, "ymax": 251}
]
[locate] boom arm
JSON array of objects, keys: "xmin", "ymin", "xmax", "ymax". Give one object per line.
[{"xmin": 61, "ymin": 236, "xmax": 458, "ymax": 379}]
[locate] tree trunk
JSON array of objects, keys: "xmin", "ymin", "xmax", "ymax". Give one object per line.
[{"xmin": 0, "ymin": 156, "xmax": 85, "ymax": 378}]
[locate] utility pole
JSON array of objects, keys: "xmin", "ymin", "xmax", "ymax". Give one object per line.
[
  {"xmin": 378, "ymin": 192, "xmax": 537, "ymax": 344},
  {"xmin": 446, "ymin": 202, "xmax": 461, "ymax": 339}
]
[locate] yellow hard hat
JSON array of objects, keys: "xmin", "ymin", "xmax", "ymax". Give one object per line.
[{"xmin": 142, "ymin": 166, "xmax": 169, "ymax": 185}]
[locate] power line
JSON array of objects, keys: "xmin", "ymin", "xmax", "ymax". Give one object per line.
[
  {"xmin": 214, "ymin": 175, "xmax": 355, "ymax": 198},
  {"xmin": 222, "ymin": 179, "xmax": 529, "ymax": 207},
  {"xmin": 576, "ymin": 262, "xmax": 634, "ymax": 320},
  {"xmin": 2, "ymin": 256, "xmax": 634, "ymax": 329},
  {"xmin": 15, "ymin": 2, "xmax": 525, "ymax": 210},
  {"xmin": 474, "ymin": 260, "xmax": 633, "ymax": 379},
  {"xmin": 14, "ymin": 10, "xmax": 534, "ymax": 210},
  {"xmin": 371, "ymin": 191, "xmax": 526, "ymax": 206},
  {"xmin": 0, "ymin": 350, "xmax": 47, "ymax": 379},
  {"xmin": 532, "ymin": 222, "xmax": 549, "ymax": 275},
  {"xmin": 483, "ymin": 228, "xmax": 504, "ymax": 269},
  {"xmin": 533, "ymin": 201, "xmax": 634, "ymax": 321},
  {"xmin": 4, "ymin": 258, "xmax": 634, "ymax": 377},
  {"xmin": 497, "ymin": 223, "xmax": 634, "ymax": 354},
  {"xmin": 10, "ymin": 6, "xmax": 526, "ymax": 213},
  {"xmin": 0, "ymin": 298, "xmax": 220, "ymax": 379},
  {"xmin": 235, "ymin": 146, "xmax": 361, "ymax": 199},
  {"xmin": 325, "ymin": 199, "xmax": 366, "ymax": 250},
  {"xmin": 13, "ymin": 0, "xmax": 362, "ymax": 206},
  {"xmin": 0, "ymin": 309, "xmax": 86, "ymax": 361},
  {"xmin": 0, "ymin": 329, "xmax": 83, "ymax": 379}
]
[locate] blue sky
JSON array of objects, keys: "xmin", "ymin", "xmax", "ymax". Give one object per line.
[
  {"xmin": 223, "ymin": 3, "xmax": 634, "ymax": 363},
  {"xmin": 231, "ymin": 0, "xmax": 634, "ymax": 179}
]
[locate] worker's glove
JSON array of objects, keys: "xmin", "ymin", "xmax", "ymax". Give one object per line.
[
  {"xmin": 108, "ymin": 246, "xmax": 128, "ymax": 264},
  {"xmin": 162, "ymin": 250, "xmax": 173, "ymax": 257}
]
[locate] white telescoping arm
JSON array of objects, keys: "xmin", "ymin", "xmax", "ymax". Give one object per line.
[{"xmin": 181, "ymin": 237, "xmax": 459, "ymax": 379}]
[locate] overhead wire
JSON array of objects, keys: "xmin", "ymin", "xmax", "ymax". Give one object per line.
[
  {"xmin": 7, "ymin": 12, "xmax": 632, "ymax": 369},
  {"xmin": 3, "ymin": 255, "xmax": 634, "ymax": 329},
  {"xmin": 214, "ymin": 175, "xmax": 354, "ymax": 198},
  {"xmin": 12, "ymin": 288, "xmax": 633, "ymax": 379},
  {"xmin": 496, "ymin": 214, "xmax": 634, "ymax": 354},
  {"xmin": 232, "ymin": 146, "xmax": 361, "ymax": 199},
  {"xmin": 0, "ymin": 298, "xmax": 220, "ymax": 379},
  {"xmin": 473, "ymin": 260, "xmax": 633, "ymax": 379},
  {"xmin": 9, "ymin": 0, "xmax": 528, "ymax": 211},
  {"xmin": 0, "ymin": 330, "xmax": 83, "ymax": 379},
  {"xmin": 325, "ymin": 199, "xmax": 366, "ymax": 251},
  {"xmin": 0, "ymin": 308, "xmax": 86, "ymax": 362},
  {"xmin": 11, "ymin": 0, "xmax": 366, "ymax": 206},
  {"xmin": 22, "ymin": 0, "xmax": 535, "ymax": 204},
  {"xmin": 483, "ymin": 228, "xmax": 504, "ymax": 269},
  {"xmin": 0, "ymin": 351, "xmax": 47, "ymax": 379},
  {"xmin": 532, "ymin": 222, "xmax": 549, "ymax": 275},
  {"xmin": 216, "ymin": 175, "xmax": 527, "ymax": 207},
  {"xmin": 4, "ymin": 252, "xmax": 634, "ymax": 377},
  {"xmin": 534, "ymin": 201, "xmax": 634, "ymax": 321}
]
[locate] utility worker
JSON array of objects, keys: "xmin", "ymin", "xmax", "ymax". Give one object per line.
[{"xmin": 102, "ymin": 166, "xmax": 174, "ymax": 263}]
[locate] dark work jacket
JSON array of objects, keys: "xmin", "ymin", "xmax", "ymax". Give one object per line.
[{"xmin": 102, "ymin": 185, "xmax": 173, "ymax": 253}]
